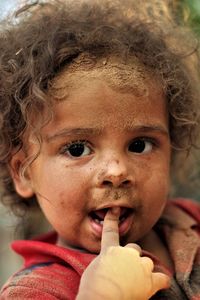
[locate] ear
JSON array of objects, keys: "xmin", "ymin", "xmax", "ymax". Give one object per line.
[{"xmin": 9, "ymin": 149, "xmax": 34, "ymax": 198}]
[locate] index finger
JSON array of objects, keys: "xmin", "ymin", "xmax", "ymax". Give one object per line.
[{"xmin": 101, "ymin": 207, "xmax": 120, "ymax": 253}]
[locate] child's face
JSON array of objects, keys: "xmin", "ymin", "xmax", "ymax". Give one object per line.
[{"xmin": 13, "ymin": 71, "xmax": 171, "ymax": 253}]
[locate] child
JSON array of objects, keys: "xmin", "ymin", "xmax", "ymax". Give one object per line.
[{"xmin": 0, "ymin": 0, "xmax": 200, "ymax": 299}]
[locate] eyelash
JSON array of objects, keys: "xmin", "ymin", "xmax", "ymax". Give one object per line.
[
  {"xmin": 59, "ymin": 140, "xmax": 93, "ymax": 157},
  {"xmin": 128, "ymin": 137, "xmax": 158, "ymax": 153},
  {"xmin": 59, "ymin": 136, "xmax": 159, "ymax": 159},
  {"xmin": 133, "ymin": 137, "xmax": 158, "ymax": 147}
]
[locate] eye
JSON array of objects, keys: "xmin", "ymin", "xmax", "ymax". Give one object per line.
[
  {"xmin": 60, "ymin": 140, "xmax": 92, "ymax": 158},
  {"xmin": 128, "ymin": 138, "xmax": 153, "ymax": 154}
]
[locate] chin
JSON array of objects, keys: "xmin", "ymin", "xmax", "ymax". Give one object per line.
[{"xmin": 83, "ymin": 240, "xmax": 101, "ymax": 254}]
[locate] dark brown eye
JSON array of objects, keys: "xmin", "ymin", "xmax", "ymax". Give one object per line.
[
  {"xmin": 128, "ymin": 139, "xmax": 153, "ymax": 154},
  {"xmin": 61, "ymin": 141, "xmax": 91, "ymax": 157}
]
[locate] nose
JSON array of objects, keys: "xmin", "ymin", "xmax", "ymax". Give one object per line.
[{"xmin": 97, "ymin": 157, "xmax": 133, "ymax": 188}]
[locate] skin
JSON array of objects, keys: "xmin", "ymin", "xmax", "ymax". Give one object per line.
[
  {"xmin": 77, "ymin": 208, "xmax": 170, "ymax": 299},
  {"xmin": 11, "ymin": 73, "xmax": 171, "ymax": 254}
]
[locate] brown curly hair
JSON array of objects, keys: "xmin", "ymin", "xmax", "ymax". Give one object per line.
[{"xmin": 0, "ymin": 0, "xmax": 200, "ymax": 215}]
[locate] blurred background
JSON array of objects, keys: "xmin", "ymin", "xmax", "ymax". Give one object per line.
[
  {"xmin": 0, "ymin": 0, "xmax": 200, "ymax": 288},
  {"xmin": 0, "ymin": 0, "xmax": 21, "ymax": 287},
  {"xmin": 0, "ymin": 0, "xmax": 50, "ymax": 288}
]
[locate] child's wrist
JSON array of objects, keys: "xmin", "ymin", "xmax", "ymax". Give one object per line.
[
  {"xmin": 77, "ymin": 276, "xmax": 123, "ymax": 300},
  {"xmin": 76, "ymin": 289, "xmax": 115, "ymax": 300}
]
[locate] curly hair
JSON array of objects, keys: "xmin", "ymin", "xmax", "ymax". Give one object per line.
[{"xmin": 0, "ymin": 0, "xmax": 200, "ymax": 215}]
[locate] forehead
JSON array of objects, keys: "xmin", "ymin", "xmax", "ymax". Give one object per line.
[
  {"xmin": 34, "ymin": 54, "xmax": 167, "ymax": 139},
  {"xmin": 49, "ymin": 54, "xmax": 160, "ymax": 99},
  {"xmin": 45, "ymin": 61, "xmax": 167, "ymax": 134}
]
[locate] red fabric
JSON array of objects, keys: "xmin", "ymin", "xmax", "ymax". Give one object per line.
[
  {"xmin": 1, "ymin": 233, "xmax": 95, "ymax": 299},
  {"xmin": 1, "ymin": 198, "xmax": 200, "ymax": 299},
  {"xmin": 169, "ymin": 197, "xmax": 200, "ymax": 222}
]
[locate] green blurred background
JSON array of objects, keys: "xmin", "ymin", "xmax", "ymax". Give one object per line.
[
  {"xmin": 0, "ymin": 0, "xmax": 200, "ymax": 288},
  {"xmin": 182, "ymin": 0, "xmax": 200, "ymax": 34}
]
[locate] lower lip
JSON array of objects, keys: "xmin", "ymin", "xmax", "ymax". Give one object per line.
[{"xmin": 89, "ymin": 214, "xmax": 133, "ymax": 238}]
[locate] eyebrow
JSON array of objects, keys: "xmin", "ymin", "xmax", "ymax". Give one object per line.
[
  {"xmin": 45, "ymin": 128, "xmax": 102, "ymax": 142},
  {"xmin": 131, "ymin": 125, "xmax": 169, "ymax": 136},
  {"xmin": 45, "ymin": 124, "xmax": 169, "ymax": 143}
]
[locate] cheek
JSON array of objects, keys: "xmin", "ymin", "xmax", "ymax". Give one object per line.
[
  {"xmin": 56, "ymin": 178, "xmax": 90, "ymax": 211},
  {"xmin": 138, "ymin": 159, "xmax": 170, "ymax": 205},
  {"xmin": 32, "ymin": 176, "xmax": 82, "ymax": 215}
]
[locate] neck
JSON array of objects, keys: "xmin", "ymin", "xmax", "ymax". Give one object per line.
[{"xmin": 139, "ymin": 229, "xmax": 174, "ymax": 273}]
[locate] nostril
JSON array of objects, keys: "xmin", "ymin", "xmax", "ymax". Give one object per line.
[
  {"xmin": 102, "ymin": 179, "xmax": 131, "ymax": 187},
  {"xmin": 102, "ymin": 180, "xmax": 113, "ymax": 186},
  {"xmin": 121, "ymin": 180, "xmax": 131, "ymax": 187}
]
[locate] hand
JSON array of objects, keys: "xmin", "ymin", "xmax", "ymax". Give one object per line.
[{"xmin": 76, "ymin": 208, "xmax": 170, "ymax": 300}]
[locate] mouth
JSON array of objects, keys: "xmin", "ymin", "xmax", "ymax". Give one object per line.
[
  {"xmin": 89, "ymin": 207, "xmax": 133, "ymax": 237},
  {"xmin": 89, "ymin": 207, "xmax": 132, "ymax": 224}
]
